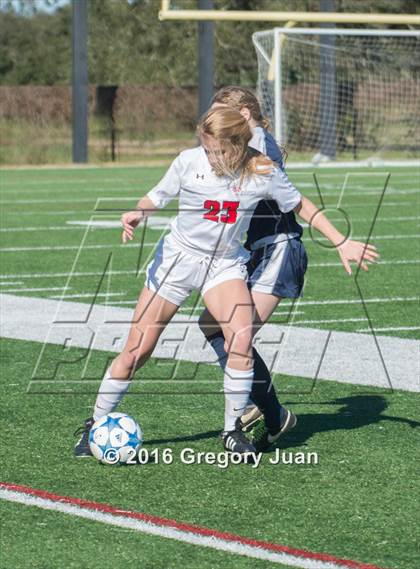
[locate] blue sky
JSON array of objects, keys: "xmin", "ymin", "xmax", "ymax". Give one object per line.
[{"xmin": 5, "ymin": 0, "xmax": 70, "ymax": 14}]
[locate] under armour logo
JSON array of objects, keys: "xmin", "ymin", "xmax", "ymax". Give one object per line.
[{"xmin": 196, "ymin": 173, "xmax": 205, "ymax": 180}]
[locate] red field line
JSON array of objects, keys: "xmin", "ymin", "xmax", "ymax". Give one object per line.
[{"xmin": 0, "ymin": 481, "xmax": 388, "ymax": 569}]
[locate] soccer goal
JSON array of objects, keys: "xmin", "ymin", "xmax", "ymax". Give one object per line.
[{"xmin": 253, "ymin": 28, "xmax": 420, "ymax": 165}]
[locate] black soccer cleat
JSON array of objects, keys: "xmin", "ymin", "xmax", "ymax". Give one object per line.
[
  {"xmin": 252, "ymin": 408, "xmax": 297, "ymax": 452},
  {"xmin": 235, "ymin": 404, "xmax": 263, "ymax": 433},
  {"xmin": 74, "ymin": 417, "xmax": 94, "ymax": 457},
  {"xmin": 221, "ymin": 429, "xmax": 257, "ymax": 455}
]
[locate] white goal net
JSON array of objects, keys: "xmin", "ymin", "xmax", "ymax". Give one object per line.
[{"xmin": 253, "ymin": 28, "xmax": 420, "ymax": 163}]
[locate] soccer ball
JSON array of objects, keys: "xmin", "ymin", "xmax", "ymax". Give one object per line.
[{"xmin": 89, "ymin": 412, "xmax": 143, "ymax": 465}]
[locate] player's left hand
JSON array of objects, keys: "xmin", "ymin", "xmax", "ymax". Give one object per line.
[
  {"xmin": 121, "ymin": 210, "xmax": 143, "ymax": 243},
  {"xmin": 337, "ymin": 240, "xmax": 379, "ymax": 275}
]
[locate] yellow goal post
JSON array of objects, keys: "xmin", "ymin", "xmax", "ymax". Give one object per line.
[{"xmin": 159, "ymin": 1, "xmax": 420, "ymax": 26}]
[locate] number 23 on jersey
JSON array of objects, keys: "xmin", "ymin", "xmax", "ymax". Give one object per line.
[{"xmin": 203, "ymin": 200, "xmax": 239, "ymax": 224}]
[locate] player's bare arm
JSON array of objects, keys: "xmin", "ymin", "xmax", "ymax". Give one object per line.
[
  {"xmin": 294, "ymin": 195, "xmax": 379, "ymax": 274},
  {"xmin": 121, "ymin": 196, "xmax": 157, "ymax": 243}
]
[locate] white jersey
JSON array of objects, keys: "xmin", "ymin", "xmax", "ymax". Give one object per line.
[{"xmin": 147, "ymin": 146, "xmax": 301, "ymax": 259}]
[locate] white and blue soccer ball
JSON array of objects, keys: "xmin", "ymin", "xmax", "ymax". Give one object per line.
[{"xmin": 89, "ymin": 412, "xmax": 143, "ymax": 465}]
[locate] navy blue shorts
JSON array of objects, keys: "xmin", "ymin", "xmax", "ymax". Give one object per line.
[{"xmin": 246, "ymin": 238, "xmax": 308, "ymax": 299}]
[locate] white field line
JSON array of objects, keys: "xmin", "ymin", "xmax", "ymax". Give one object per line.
[
  {"xmin": 0, "ymin": 243, "xmax": 156, "ymax": 252},
  {"xmin": 316, "ymin": 215, "xmax": 419, "ymax": 222},
  {"xmin": 307, "ymin": 189, "xmax": 420, "ymax": 196},
  {"xmin": 1, "ymin": 235, "xmax": 419, "ymax": 253},
  {"xmin": 0, "ymin": 172, "xmax": 416, "ymax": 187},
  {"xmin": 101, "ymin": 300, "xmax": 307, "ymax": 318},
  {"xmin": 0, "ymin": 179, "xmax": 140, "ymax": 186},
  {"xmin": 325, "ymin": 201, "xmax": 415, "ymax": 207},
  {"xmin": 0, "ymin": 486, "xmax": 386, "ymax": 569},
  {"xmin": 101, "ymin": 299, "xmax": 153, "ymax": 306},
  {"xmin": 0, "ymin": 263, "xmax": 418, "ymax": 283},
  {"xmin": 317, "ymin": 234, "xmax": 420, "ymax": 241},
  {"xmin": 297, "ymin": 296, "xmax": 419, "ymax": 306},
  {"xmin": 271, "ymin": 311, "xmax": 306, "ymax": 317},
  {"xmin": 0, "ymin": 259, "xmax": 418, "ymax": 277},
  {"xmin": 1, "ymin": 186, "xmax": 418, "ymax": 198},
  {"xmin": 0, "ymin": 281, "xmax": 23, "ymax": 286},
  {"xmin": 0, "ymin": 197, "xmax": 137, "ymax": 205},
  {"xmin": 1, "ymin": 218, "xmax": 171, "ymax": 233},
  {"xmin": 0, "ymin": 188, "xmax": 141, "ymax": 196},
  {"xmin": 322, "ymin": 202, "xmax": 415, "ymax": 207},
  {"xmin": 308, "ymin": 260, "xmax": 419, "ymax": 268},
  {"xmin": 3, "ymin": 168, "xmax": 412, "ymax": 180},
  {"xmin": 102, "ymin": 300, "xmax": 184, "ymax": 307},
  {"xmin": 88, "ymin": 297, "xmax": 419, "ymax": 311},
  {"xmin": 99, "ymin": 297, "xmax": 418, "ymax": 309},
  {"xmin": 2, "ymin": 159, "xmax": 419, "ymax": 170},
  {"xmin": 1, "ymin": 176, "xmax": 418, "ymax": 193},
  {"xmin": 292, "ymin": 318, "xmax": 368, "ymax": 325},
  {"xmin": 1, "ymin": 193, "xmax": 418, "ymax": 205},
  {"xmin": 99, "ymin": 304, "xmax": 306, "ymax": 318},
  {"xmin": 1, "ymin": 294, "xmax": 418, "ymax": 392},
  {"xmin": 65, "ymin": 219, "xmax": 172, "ymax": 229},
  {"xmin": 288, "ymin": 187, "xmax": 419, "ymax": 196},
  {"xmin": 0, "ymin": 270, "xmax": 141, "ymax": 279},
  {"xmin": 5, "ymin": 210, "xmax": 97, "ymax": 216},
  {"xmin": 0, "ymin": 287, "xmax": 69, "ymax": 293},
  {"xmin": 101, "ymin": 302, "xmax": 306, "ymax": 318},
  {"xmin": 49, "ymin": 292, "xmax": 126, "ymax": 299},
  {"xmin": 357, "ymin": 326, "xmax": 420, "ymax": 333},
  {"xmin": 1, "ymin": 172, "xmax": 417, "ymax": 186},
  {"xmin": 0, "ymin": 226, "xmax": 97, "ymax": 233},
  {"xmin": 0, "ymin": 218, "xmax": 419, "ymax": 233},
  {"xmin": 2, "ymin": 202, "xmax": 416, "ymax": 218}
]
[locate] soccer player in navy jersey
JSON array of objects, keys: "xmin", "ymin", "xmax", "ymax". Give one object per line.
[{"xmin": 199, "ymin": 87, "xmax": 377, "ymax": 451}]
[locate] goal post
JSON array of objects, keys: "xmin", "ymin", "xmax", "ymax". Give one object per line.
[
  {"xmin": 253, "ymin": 28, "xmax": 420, "ymax": 164},
  {"xmin": 159, "ymin": 2, "xmax": 420, "ymax": 26}
]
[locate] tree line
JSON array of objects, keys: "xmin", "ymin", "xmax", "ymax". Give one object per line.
[{"xmin": 0, "ymin": 0, "xmax": 418, "ymax": 87}]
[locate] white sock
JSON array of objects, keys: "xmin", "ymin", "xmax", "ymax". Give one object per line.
[
  {"xmin": 223, "ymin": 366, "xmax": 254, "ymax": 432},
  {"xmin": 209, "ymin": 335, "xmax": 228, "ymax": 370},
  {"xmin": 93, "ymin": 369, "xmax": 131, "ymax": 421}
]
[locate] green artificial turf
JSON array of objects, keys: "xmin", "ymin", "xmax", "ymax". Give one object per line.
[
  {"xmin": 1, "ymin": 337, "xmax": 419, "ymax": 569},
  {"xmin": 1, "ymin": 164, "xmax": 419, "ymax": 568}
]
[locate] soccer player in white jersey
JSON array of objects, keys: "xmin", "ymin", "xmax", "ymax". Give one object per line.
[
  {"xmin": 199, "ymin": 87, "xmax": 304, "ymax": 448},
  {"xmin": 74, "ymin": 106, "xmax": 378, "ymax": 458},
  {"xmin": 198, "ymin": 87, "xmax": 379, "ymax": 451}
]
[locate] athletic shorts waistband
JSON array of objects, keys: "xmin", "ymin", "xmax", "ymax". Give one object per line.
[
  {"xmin": 250, "ymin": 232, "xmax": 301, "ymax": 251},
  {"xmin": 167, "ymin": 231, "xmax": 250, "ymax": 263}
]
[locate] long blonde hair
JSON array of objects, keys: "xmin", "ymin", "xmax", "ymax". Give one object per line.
[
  {"xmin": 212, "ymin": 86, "xmax": 270, "ymax": 129},
  {"xmin": 211, "ymin": 86, "xmax": 288, "ymax": 163},
  {"xmin": 197, "ymin": 107, "xmax": 273, "ymax": 179}
]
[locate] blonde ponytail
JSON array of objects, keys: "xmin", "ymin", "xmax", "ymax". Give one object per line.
[
  {"xmin": 243, "ymin": 149, "xmax": 274, "ymax": 181},
  {"xmin": 261, "ymin": 117, "xmax": 270, "ymax": 130},
  {"xmin": 197, "ymin": 108, "xmax": 252, "ymax": 177}
]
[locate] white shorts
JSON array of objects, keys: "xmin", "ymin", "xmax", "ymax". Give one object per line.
[{"xmin": 146, "ymin": 234, "xmax": 249, "ymax": 306}]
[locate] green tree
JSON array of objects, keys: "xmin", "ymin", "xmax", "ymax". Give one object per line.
[
  {"xmin": 0, "ymin": 6, "xmax": 71, "ymax": 84},
  {"xmin": 0, "ymin": 0, "xmax": 418, "ymax": 86}
]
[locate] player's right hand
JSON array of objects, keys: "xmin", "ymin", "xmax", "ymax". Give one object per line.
[{"xmin": 121, "ymin": 210, "xmax": 143, "ymax": 243}]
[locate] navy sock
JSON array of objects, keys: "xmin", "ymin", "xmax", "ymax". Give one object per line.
[
  {"xmin": 251, "ymin": 348, "xmax": 283, "ymax": 434},
  {"xmin": 206, "ymin": 331, "xmax": 224, "ymax": 342}
]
